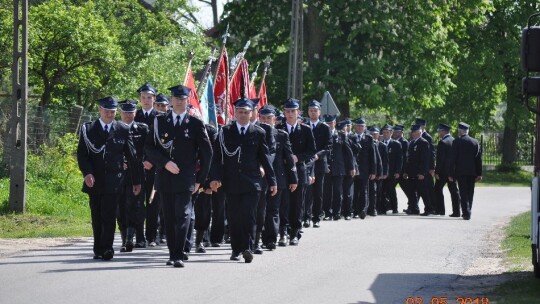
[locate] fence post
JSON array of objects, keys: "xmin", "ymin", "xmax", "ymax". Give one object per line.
[{"xmin": 69, "ymin": 105, "xmax": 84, "ymax": 135}]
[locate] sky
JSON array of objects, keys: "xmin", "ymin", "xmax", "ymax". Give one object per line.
[{"xmin": 190, "ymin": 0, "xmax": 229, "ymax": 29}]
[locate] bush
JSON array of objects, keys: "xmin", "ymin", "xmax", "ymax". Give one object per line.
[{"xmin": 496, "ymin": 162, "xmax": 521, "ymax": 173}]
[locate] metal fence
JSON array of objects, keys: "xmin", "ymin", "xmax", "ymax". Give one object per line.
[
  {"xmin": 480, "ymin": 132, "xmax": 535, "ymax": 167},
  {"xmin": 0, "ymin": 97, "xmax": 96, "ymax": 170}
]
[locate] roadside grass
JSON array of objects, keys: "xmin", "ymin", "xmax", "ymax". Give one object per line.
[
  {"xmin": 477, "ymin": 169, "xmax": 533, "ymax": 187},
  {"xmin": 491, "ymin": 211, "xmax": 540, "ymax": 303},
  {"xmin": 0, "ymin": 177, "xmax": 92, "ymax": 238}
]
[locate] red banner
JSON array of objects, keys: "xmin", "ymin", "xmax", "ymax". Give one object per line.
[
  {"xmin": 213, "ymin": 48, "xmax": 229, "ymax": 125},
  {"xmin": 258, "ymin": 78, "xmax": 267, "ymax": 107},
  {"xmin": 229, "ymin": 59, "xmax": 250, "ymax": 118},
  {"xmin": 183, "ymin": 67, "xmax": 202, "ymax": 119}
]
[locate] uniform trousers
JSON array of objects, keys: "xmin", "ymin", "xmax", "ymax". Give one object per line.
[
  {"xmin": 89, "ymin": 193, "xmax": 119, "ymax": 255},
  {"xmin": 353, "ymin": 176, "xmax": 369, "ymax": 215},
  {"xmin": 210, "ymin": 188, "xmax": 226, "ymax": 244},
  {"xmin": 383, "ymin": 176, "xmax": 399, "ymax": 212},
  {"xmin": 341, "ymin": 175, "xmax": 354, "ymax": 216},
  {"xmin": 263, "ymin": 188, "xmax": 283, "ymax": 244},
  {"xmin": 161, "ymin": 191, "xmax": 192, "ymax": 261},
  {"xmin": 434, "ymin": 176, "xmax": 460, "ymax": 215},
  {"xmin": 227, "ymin": 191, "xmax": 260, "ymax": 254},
  {"xmin": 308, "ymin": 172, "xmax": 325, "ymax": 223},
  {"xmin": 289, "ymin": 184, "xmax": 306, "ymax": 237},
  {"xmin": 457, "ymin": 176, "xmax": 476, "ymax": 217}
]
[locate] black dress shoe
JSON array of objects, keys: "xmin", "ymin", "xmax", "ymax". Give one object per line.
[
  {"xmin": 166, "ymin": 260, "xmax": 173, "ymax": 266},
  {"xmin": 211, "ymin": 242, "xmax": 221, "ymax": 247},
  {"xmin": 303, "ymin": 220, "xmax": 311, "ymax": 228},
  {"xmin": 353, "ymin": 214, "xmax": 360, "ymax": 219},
  {"xmin": 392, "ymin": 209, "xmax": 399, "ymax": 214},
  {"xmin": 420, "ymin": 211, "xmax": 434, "ymax": 216},
  {"xmin": 93, "ymin": 255, "xmax": 103, "ymax": 260},
  {"xmin": 359, "ymin": 211, "xmax": 367, "ymax": 219},
  {"xmin": 243, "ymin": 250, "xmax": 254, "ymax": 263},
  {"xmin": 183, "ymin": 252, "xmax": 189, "ymax": 261},
  {"xmin": 333, "ymin": 215, "xmax": 341, "ymax": 221},
  {"xmin": 404, "ymin": 209, "xmax": 420, "ymax": 215},
  {"xmin": 278, "ymin": 236, "xmax": 288, "ymax": 247},
  {"xmin": 367, "ymin": 212, "xmax": 377, "ymax": 217},
  {"xmin": 173, "ymin": 260, "xmax": 184, "ymax": 268},
  {"xmin": 323, "ymin": 216, "xmax": 331, "ymax": 221},
  {"xmin": 148, "ymin": 241, "xmax": 157, "ymax": 247},
  {"xmin": 463, "ymin": 215, "xmax": 471, "ymax": 220},
  {"xmin": 313, "ymin": 222, "xmax": 320, "ymax": 228},
  {"xmin": 204, "ymin": 241, "xmax": 211, "ymax": 247},
  {"xmin": 230, "ymin": 252, "xmax": 241, "ymax": 261},
  {"xmin": 266, "ymin": 242, "xmax": 276, "ymax": 250},
  {"xmin": 120, "ymin": 245, "xmax": 127, "ymax": 253},
  {"xmin": 345, "ymin": 216, "xmax": 351, "ymax": 220},
  {"xmin": 253, "ymin": 245, "xmax": 263, "ymax": 255},
  {"xmin": 196, "ymin": 244, "xmax": 206, "ymax": 253},
  {"xmin": 125, "ymin": 241, "xmax": 134, "ymax": 252},
  {"xmin": 289, "ymin": 237, "xmax": 299, "ymax": 246},
  {"xmin": 135, "ymin": 241, "xmax": 146, "ymax": 248},
  {"xmin": 102, "ymin": 249, "xmax": 114, "ymax": 261},
  {"xmin": 449, "ymin": 213, "xmax": 460, "ymax": 218}
]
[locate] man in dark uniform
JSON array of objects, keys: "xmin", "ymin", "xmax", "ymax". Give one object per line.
[
  {"xmin": 152, "ymin": 92, "xmax": 169, "ymax": 245},
  {"xmin": 416, "ymin": 118, "xmax": 436, "ymax": 215},
  {"xmin": 323, "ymin": 115, "xmax": 355, "ymax": 220},
  {"xmin": 275, "ymin": 98, "xmax": 316, "ymax": 245},
  {"xmin": 259, "ymin": 105, "xmax": 298, "ymax": 250},
  {"xmin": 116, "ymin": 100, "xmax": 148, "ymax": 253},
  {"xmin": 339, "ymin": 119, "xmax": 356, "ymax": 220},
  {"xmin": 135, "ymin": 83, "xmax": 159, "ymax": 247},
  {"xmin": 77, "ymin": 96, "xmax": 141, "ymax": 260},
  {"xmin": 304, "ymin": 100, "xmax": 331, "ymax": 228},
  {"xmin": 248, "ymin": 98, "xmax": 276, "ymax": 254},
  {"xmin": 449, "ymin": 122, "xmax": 482, "ymax": 220},
  {"xmin": 209, "ymin": 98, "xmax": 277, "ymax": 263},
  {"xmin": 403, "ymin": 124, "xmax": 434, "ymax": 215},
  {"xmin": 393, "ymin": 125, "xmax": 417, "ymax": 213},
  {"xmin": 144, "ymin": 85, "xmax": 212, "ymax": 268},
  {"xmin": 434, "ymin": 123, "xmax": 461, "ymax": 216},
  {"xmin": 350, "ymin": 118, "xmax": 376, "ymax": 219},
  {"xmin": 381, "ymin": 124, "xmax": 402, "ymax": 214},
  {"xmin": 369, "ymin": 127, "xmax": 388, "ymax": 215},
  {"xmin": 193, "ymin": 123, "xmax": 219, "ymax": 253}
]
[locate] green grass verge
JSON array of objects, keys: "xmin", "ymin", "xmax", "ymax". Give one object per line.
[
  {"xmin": 0, "ymin": 177, "xmax": 92, "ymax": 238},
  {"xmin": 491, "ymin": 211, "xmax": 540, "ymax": 303},
  {"xmin": 477, "ymin": 170, "xmax": 533, "ymax": 187}
]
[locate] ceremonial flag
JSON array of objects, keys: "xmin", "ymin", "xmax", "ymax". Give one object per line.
[
  {"xmin": 229, "ymin": 58, "xmax": 250, "ymax": 117},
  {"xmin": 183, "ymin": 66, "xmax": 202, "ymax": 119},
  {"xmin": 204, "ymin": 75, "xmax": 218, "ymax": 126},
  {"xmin": 248, "ymin": 81, "xmax": 257, "ymax": 99},
  {"xmin": 258, "ymin": 78, "xmax": 268, "ymax": 107},
  {"xmin": 214, "ymin": 48, "xmax": 229, "ymax": 125}
]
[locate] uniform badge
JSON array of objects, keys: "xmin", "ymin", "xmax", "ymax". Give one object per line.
[
  {"xmin": 414, "ymin": 146, "xmax": 417, "ymax": 151},
  {"xmin": 164, "ymin": 133, "xmax": 168, "ymax": 138},
  {"xmin": 184, "ymin": 129, "xmax": 189, "ymax": 138},
  {"xmin": 185, "ymin": 118, "xmax": 190, "ymax": 124},
  {"xmin": 167, "ymin": 118, "xmax": 171, "ymax": 123},
  {"xmin": 161, "ymin": 138, "xmax": 165, "ymax": 143}
]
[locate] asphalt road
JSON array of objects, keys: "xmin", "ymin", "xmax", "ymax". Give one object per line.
[{"xmin": 0, "ymin": 187, "xmax": 531, "ymax": 304}]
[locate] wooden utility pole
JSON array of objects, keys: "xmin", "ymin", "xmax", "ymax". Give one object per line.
[
  {"xmin": 8, "ymin": 0, "xmax": 29, "ymax": 213},
  {"xmin": 287, "ymin": 0, "xmax": 303, "ymax": 104}
]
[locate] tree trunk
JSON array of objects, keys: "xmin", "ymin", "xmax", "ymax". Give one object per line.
[
  {"xmin": 501, "ymin": 125, "xmax": 517, "ymax": 165},
  {"xmin": 501, "ymin": 63, "xmax": 521, "ymax": 165},
  {"xmin": 211, "ymin": 0, "xmax": 218, "ymax": 28}
]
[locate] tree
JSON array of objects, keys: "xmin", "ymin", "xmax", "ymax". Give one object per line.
[{"xmin": 220, "ymin": 0, "xmax": 492, "ymax": 120}]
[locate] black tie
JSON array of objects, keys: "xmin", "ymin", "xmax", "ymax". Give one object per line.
[
  {"xmin": 312, "ymin": 123, "xmax": 316, "ymax": 130},
  {"xmin": 104, "ymin": 124, "xmax": 109, "ymax": 134},
  {"xmin": 145, "ymin": 112, "xmax": 149, "ymax": 119},
  {"xmin": 240, "ymin": 126, "xmax": 245, "ymax": 136},
  {"xmin": 175, "ymin": 115, "xmax": 181, "ymax": 127}
]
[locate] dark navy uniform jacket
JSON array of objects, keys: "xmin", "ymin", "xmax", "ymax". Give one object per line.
[
  {"xmin": 276, "ymin": 123, "xmax": 316, "ymax": 185},
  {"xmin": 450, "ymin": 134, "xmax": 482, "ymax": 177},
  {"xmin": 422, "ymin": 131, "xmax": 436, "ymax": 171},
  {"xmin": 349, "ymin": 132, "xmax": 376, "ymax": 178},
  {"xmin": 123, "ymin": 121, "xmax": 148, "ymax": 185},
  {"xmin": 384, "ymin": 138, "xmax": 402, "ymax": 176},
  {"xmin": 77, "ymin": 120, "xmax": 141, "ymax": 195},
  {"xmin": 405, "ymin": 137, "xmax": 430, "ymax": 177},
  {"xmin": 435, "ymin": 134, "xmax": 454, "ymax": 177},
  {"xmin": 328, "ymin": 130, "xmax": 354, "ymax": 176},
  {"xmin": 397, "ymin": 136, "xmax": 408, "ymax": 175},
  {"xmin": 311, "ymin": 122, "xmax": 332, "ymax": 175},
  {"xmin": 210, "ymin": 123, "xmax": 276, "ymax": 193},
  {"xmin": 375, "ymin": 141, "xmax": 388, "ymax": 177},
  {"xmin": 135, "ymin": 108, "xmax": 158, "ymax": 129},
  {"xmin": 273, "ymin": 129, "xmax": 298, "ymax": 189},
  {"xmin": 144, "ymin": 112, "xmax": 213, "ymax": 193}
]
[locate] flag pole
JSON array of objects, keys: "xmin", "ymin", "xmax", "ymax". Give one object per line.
[
  {"xmin": 218, "ymin": 25, "xmax": 231, "ymax": 123},
  {"xmin": 196, "ymin": 47, "xmax": 217, "ymax": 97},
  {"xmin": 183, "ymin": 50, "xmax": 195, "ymax": 86},
  {"xmin": 259, "ymin": 56, "xmax": 272, "ymax": 91},
  {"xmin": 249, "ymin": 63, "xmax": 260, "ymax": 89}
]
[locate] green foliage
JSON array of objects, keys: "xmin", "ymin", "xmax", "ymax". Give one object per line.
[
  {"xmin": 221, "ymin": 0, "xmax": 493, "ymax": 121},
  {"xmin": 479, "ymin": 169, "xmax": 533, "ymax": 186},
  {"xmin": 495, "ymin": 162, "xmax": 523, "ymax": 173},
  {"xmin": 501, "ymin": 211, "xmax": 532, "ymax": 270}
]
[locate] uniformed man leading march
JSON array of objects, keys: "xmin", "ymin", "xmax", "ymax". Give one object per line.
[
  {"xmin": 144, "ymin": 85, "xmax": 213, "ymax": 268},
  {"xmin": 77, "ymin": 96, "xmax": 141, "ymax": 261}
]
